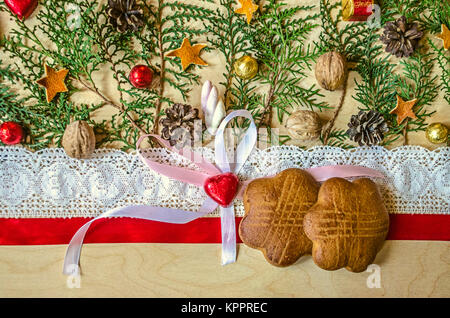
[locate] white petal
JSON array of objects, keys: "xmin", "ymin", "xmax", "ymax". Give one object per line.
[
  {"xmin": 205, "ymin": 86, "xmax": 218, "ymax": 123},
  {"xmin": 207, "ymin": 98, "xmax": 226, "ymax": 135},
  {"xmin": 201, "ymin": 80, "xmax": 212, "ymax": 113}
]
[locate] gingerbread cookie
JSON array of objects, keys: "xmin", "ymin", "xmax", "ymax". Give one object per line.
[
  {"xmin": 303, "ymin": 178, "xmax": 389, "ymax": 273},
  {"xmin": 239, "ymin": 168, "xmax": 320, "ymax": 267}
]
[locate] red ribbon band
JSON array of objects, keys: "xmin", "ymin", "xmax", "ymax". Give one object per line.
[{"xmin": 0, "ymin": 214, "xmax": 448, "ymax": 245}]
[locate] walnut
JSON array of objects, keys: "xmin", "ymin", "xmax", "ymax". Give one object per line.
[
  {"xmin": 286, "ymin": 110, "xmax": 322, "ymax": 141},
  {"xmin": 62, "ymin": 121, "xmax": 96, "ymax": 159},
  {"xmin": 315, "ymin": 51, "xmax": 347, "ymax": 91}
]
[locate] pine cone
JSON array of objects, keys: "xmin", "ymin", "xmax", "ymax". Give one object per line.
[
  {"xmin": 346, "ymin": 110, "xmax": 389, "ymax": 146},
  {"xmin": 107, "ymin": 0, "xmax": 144, "ymax": 33},
  {"xmin": 160, "ymin": 104, "xmax": 202, "ymax": 147},
  {"xmin": 380, "ymin": 16, "xmax": 423, "ymax": 58}
]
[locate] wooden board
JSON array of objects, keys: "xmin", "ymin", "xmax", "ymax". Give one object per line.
[{"xmin": 0, "ymin": 241, "xmax": 449, "ymax": 297}]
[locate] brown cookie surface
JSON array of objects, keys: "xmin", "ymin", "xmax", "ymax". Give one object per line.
[
  {"xmin": 303, "ymin": 178, "xmax": 389, "ymax": 273},
  {"xmin": 240, "ymin": 168, "xmax": 320, "ymax": 267}
]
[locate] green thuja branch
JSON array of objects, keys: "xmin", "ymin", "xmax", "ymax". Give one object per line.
[
  {"xmin": 380, "ymin": 0, "xmax": 449, "ymax": 31},
  {"xmin": 319, "ymin": 128, "xmax": 353, "ymax": 149},
  {"xmin": 395, "ymin": 50, "xmax": 439, "ymax": 144},
  {"xmin": 205, "ymin": 0, "xmax": 262, "ymax": 143},
  {"xmin": 0, "ymin": 0, "xmax": 447, "ymax": 151},
  {"xmin": 415, "ymin": 0, "xmax": 450, "ymax": 33},
  {"xmin": 380, "ymin": 0, "xmax": 449, "ymax": 106},
  {"xmin": 318, "ymin": 0, "xmax": 379, "ymax": 147},
  {"xmin": 0, "ymin": 0, "xmax": 108, "ymax": 148},
  {"xmin": 319, "ymin": 0, "xmax": 379, "ymax": 63},
  {"xmin": 379, "ymin": 0, "xmax": 425, "ymax": 23},
  {"xmin": 354, "ymin": 27, "xmax": 439, "ymax": 146},
  {"xmin": 353, "ymin": 39, "xmax": 400, "ymax": 145},
  {"xmin": 0, "ymin": 61, "xmax": 104, "ymax": 148},
  {"xmin": 207, "ymin": 0, "xmax": 258, "ymax": 112},
  {"xmin": 0, "ymin": 0, "xmax": 148, "ymax": 150},
  {"xmin": 0, "ymin": 0, "xmax": 214, "ymax": 151},
  {"xmin": 419, "ymin": 0, "xmax": 450, "ymax": 105},
  {"xmin": 146, "ymin": 0, "xmax": 215, "ymax": 135},
  {"xmin": 253, "ymin": 0, "xmax": 327, "ymax": 130},
  {"xmin": 430, "ymin": 41, "xmax": 450, "ymax": 105},
  {"xmin": 320, "ymin": 0, "xmax": 441, "ymax": 146}
]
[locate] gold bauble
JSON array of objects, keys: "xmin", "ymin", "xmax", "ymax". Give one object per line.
[
  {"xmin": 425, "ymin": 123, "xmax": 448, "ymax": 144},
  {"xmin": 233, "ymin": 55, "xmax": 258, "ymax": 80},
  {"xmin": 315, "ymin": 51, "xmax": 347, "ymax": 91},
  {"xmin": 286, "ymin": 110, "xmax": 322, "ymax": 141},
  {"xmin": 342, "ymin": 0, "xmax": 354, "ymax": 21}
]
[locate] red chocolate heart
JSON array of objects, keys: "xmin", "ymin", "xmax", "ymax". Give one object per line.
[
  {"xmin": 204, "ymin": 173, "xmax": 239, "ymax": 207},
  {"xmin": 5, "ymin": 0, "xmax": 38, "ymax": 20}
]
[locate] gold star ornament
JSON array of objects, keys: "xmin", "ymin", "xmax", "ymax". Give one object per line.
[
  {"xmin": 166, "ymin": 38, "xmax": 208, "ymax": 71},
  {"xmin": 389, "ymin": 95, "xmax": 418, "ymax": 125},
  {"xmin": 36, "ymin": 64, "xmax": 69, "ymax": 103},
  {"xmin": 436, "ymin": 24, "xmax": 450, "ymax": 50},
  {"xmin": 235, "ymin": 0, "xmax": 258, "ymax": 24}
]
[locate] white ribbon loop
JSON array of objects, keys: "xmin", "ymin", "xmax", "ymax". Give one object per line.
[
  {"xmin": 213, "ymin": 110, "xmax": 257, "ymax": 265},
  {"xmin": 220, "ymin": 206, "xmax": 237, "ymax": 265},
  {"xmin": 214, "ymin": 109, "xmax": 257, "ymax": 174}
]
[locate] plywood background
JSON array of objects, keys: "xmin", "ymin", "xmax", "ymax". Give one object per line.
[{"xmin": 0, "ymin": 242, "xmax": 449, "ymax": 297}]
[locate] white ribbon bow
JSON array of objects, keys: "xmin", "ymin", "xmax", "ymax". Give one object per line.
[{"xmin": 63, "ymin": 109, "xmax": 257, "ymax": 275}]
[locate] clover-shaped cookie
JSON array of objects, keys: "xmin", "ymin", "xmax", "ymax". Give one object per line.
[
  {"xmin": 239, "ymin": 168, "xmax": 320, "ymax": 267},
  {"xmin": 303, "ymin": 178, "xmax": 389, "ymax": 273}
]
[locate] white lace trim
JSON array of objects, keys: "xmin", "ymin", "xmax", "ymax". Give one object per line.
[{"xmin": 0, "ymin": 145, "xmax": 448, "ymax": 218}]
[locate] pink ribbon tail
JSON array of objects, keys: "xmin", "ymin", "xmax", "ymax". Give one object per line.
[
  {"xmin": 136, "ymin": 134, "xmax": 221, "ymax": 186},
  {"xmin": 307, "ymin": 164, "xmax": 385, "ymax": 182}
]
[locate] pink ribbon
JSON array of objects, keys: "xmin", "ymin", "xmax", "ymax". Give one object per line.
[{"xmin": 63, "ymin": 110, "xmax": 384, "ymax": 276}]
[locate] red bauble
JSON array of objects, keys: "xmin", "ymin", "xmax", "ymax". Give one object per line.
[
  {"xmin": 204, "ymin": 172, "xmax": 239, "ymax": 207},
  {"xmin": 0, "ymin": 121, "xmax": 24, "ymax": 145},
  {"xmin": 4, "ymin": 0, "xmax": 38, "ymax": 20},
  {"xmin": 129, "ymin": 65, "xmax": 153, "ymax": 89}
]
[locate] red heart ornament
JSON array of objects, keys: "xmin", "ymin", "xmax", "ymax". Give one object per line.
[
  {"xmin": 204, "ymin": 173, "xmax": 239, "ymax": 207},
  {"xmin": 4, "ymin": 0, "xmax": 38, "ymax": 20}
]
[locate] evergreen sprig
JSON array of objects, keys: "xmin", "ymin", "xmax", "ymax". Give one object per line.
[
  {"xmin": 319, "ymin": 128, "xmax": 353, "ymax": 149},
  {"xmin": 253, "ymin": 0, "xmax": 327, "ymax": 129},
  {"xmin": 396, "ymin": 51, "xmax": 439, "ymax": 134},
  {"xmin": 430, "ymin": 40, "xmax": 450, "ymax": 105},
  {"xmin": 380, "ymin": 0, "xmax": 449, "ymax": 32},
  {"xmin": 0, "ymin": 0, "xmax": 447, "ymax": 151},
  {"xmin": 318, "ymin": 0, "xmax": 379, "ymax": 63},
  {"xmin": 0, "ymin": 0, "xmax": 214, "ymax": 151},
  {"xmin": 319, "ymin": 0, "xmax": 444, "ymax": 146},
  {"xmin": 317, "ymin": 0, "xmax": 379, "ymax": 148},
  {"xmin": 207, "ymin": 0, "xmax": 257, "ymax": 112},
  {"xmin": 355, "ymin": 49, "xmax": 439, "ymax": 146},
  {"xmin": 353, "ymin": 27, "xmax": 440, "ymax": 146},
  {"xmin": 0, "ymin": 0, "xmax": 108, "ymax": 148},
  {"xmin": 379, "ymin": 0, "xmax": 450, "ymax": 106}
]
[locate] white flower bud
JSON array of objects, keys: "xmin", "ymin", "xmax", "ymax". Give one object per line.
[
  {"xmin": 208, "ymin": 98, "xmax": 226, "ymax": 134},
  {"xmin": 205, "ymin": 86, "xmax": 218, "ymax": 123},
  {"xmin": 201, "ymin": 80, "xmax": 212, "ymax": 113},
  {"xmin": 200, "ymin": 81, "xmax": 226, "ymax": 135}
]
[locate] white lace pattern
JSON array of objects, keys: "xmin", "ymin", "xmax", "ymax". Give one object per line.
[{"xmin": 0, "ymin": 145, "xmax": 448, "ymax": 218}]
